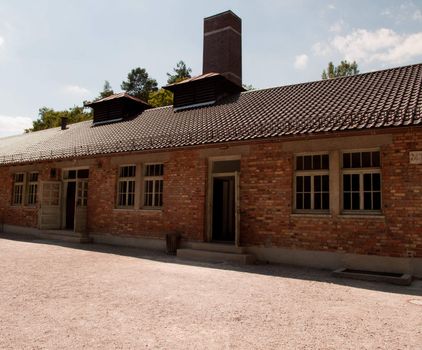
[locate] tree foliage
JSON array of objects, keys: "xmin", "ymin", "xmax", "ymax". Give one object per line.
[
  {"xmin": 98, "ymin": 80, "xmax": 114, "ymax": 100},
  {"xmin": 167, "ymin": 60, "xmax": 192, "ymax": 84},
  {"xmin": 322, "ymin": 60, "xmax": 359, "ymax": 79},
  {"xmin": 26, "ymin": 106, "xmax": 92, "ymax": 132},
  {"xmin": 242, "ymin": 84, "xmax": 255, "ymax": 91},
  {"xmin": 148, "ymin": 89, "xmax": 174, "ymax": 108},
  {"xmin": 121, "ymin": 67, "xmax": 158, "ymax": 101}
]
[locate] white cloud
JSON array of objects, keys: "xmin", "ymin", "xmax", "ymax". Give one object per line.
[
  {"xmin": 329, "ymin": 20, "xmax": 344, "ymax": 33},
  {"xmin": 0, "ymin": 115, "xmax": 33, "ymax": 137},
  {"xmin": 413, "ymin": 10, "xmax": 422, "ymax": 21},
  {"xmin": 313, "ymin": 28, "xmax": 422, "ymax": 64},
  {"xmin": 327, "ymin": 4, "xmax": 335, "ymax": 10},
  {"xmin": 381, "ymin": 1, "xmax": 422, "ymax": 22},
  {"xmin": 294, "ymin": 54, "xmax": 309, "ymax": 70},
  {"xmin": 63, "ymin": 84, "xmax": 90, "ymax": 95},
  {"xmin": 0, "ymin": 36, "xmax": 4, "ymax": 47}
]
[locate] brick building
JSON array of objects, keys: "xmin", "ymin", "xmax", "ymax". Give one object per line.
[{"xmin": 0, "ymin": 11, "xmax": 421, "ymax": 276}]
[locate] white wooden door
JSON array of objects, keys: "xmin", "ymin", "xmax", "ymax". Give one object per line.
[
  {"xmin": 74, "ymin": 180, "xmax": 88, "ymax": 233},
  {"xmin": 39, "ymin": 181, "xmax": 61, "ymax": 230}
]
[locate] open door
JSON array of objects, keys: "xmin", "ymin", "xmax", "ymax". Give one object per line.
[
  {"xmin": 74, "ymin": 179, "xmax": 88, "ymax": 234},
  {"xmin": 39, "ymin": 181, "xmax": 61, "ymax": 230}
]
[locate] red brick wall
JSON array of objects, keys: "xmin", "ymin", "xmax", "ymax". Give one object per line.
[{"xmin": 0, "ymin": 128, "xmax": 421, "ymax": 258}]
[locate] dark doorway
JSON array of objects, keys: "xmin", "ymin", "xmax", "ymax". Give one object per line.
[
  {"xmin": 212, "ymin": 176, "xmax": 235, "ymax": 242},
  {"xmin": 66, "ymin": 182, "xmax": 76, "ymax": 230}
]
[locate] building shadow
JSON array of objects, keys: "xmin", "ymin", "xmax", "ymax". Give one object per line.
[{"xmin": 1, "ymin": 231, "xmax": 421, "ymax": 297}]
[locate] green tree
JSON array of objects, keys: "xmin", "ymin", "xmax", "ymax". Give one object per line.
[
  {"xmin": 322, "ymin": 60, "xmax": 359, "ymax": 79},
  {"xmin": 26, "ymin": 106, "xmax": 92, "ymax": 132},
  {"xmin": 148, "ymin": 89, "xmax": 173, "ymax": 108},
  {"xmin": 242, "ymin": 84, "xmax": 255, "ymax": 91},
  {"xmin": 98, "ymin": 80, "xmax": 114, "ymax": 99},
  {"xmin": 121, "ymin": 67, "xmax": 158, "ymax": 101},
  {"xmin": 167, "ymin": 60, "xmax": 192, "ymax": 84}
]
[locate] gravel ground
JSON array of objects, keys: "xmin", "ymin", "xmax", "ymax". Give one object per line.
[{"xmin": 0, "ymin": 234, "xmax": 421, "ymax": 350}]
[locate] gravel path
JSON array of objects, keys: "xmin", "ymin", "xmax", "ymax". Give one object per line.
[{"xmin": 0, "ymin": 234, "xmax": 421, "ymax": 349}]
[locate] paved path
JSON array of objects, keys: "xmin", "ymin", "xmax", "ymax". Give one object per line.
[{"xmin": 0, "ymin": 234, "xmax": 421, "ymax": 349}]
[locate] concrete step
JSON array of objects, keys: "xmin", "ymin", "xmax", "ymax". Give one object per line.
[
  {"xmin": 37, "ymin": 230, "xmax": 92, "ymax": 244},
  {"xmin": 177, "ymin": 248, "xmax": 255, "ymax": 265},
  {"xmin": 190, "ymin": 242, "xmax": 246, "ymax": 254}
]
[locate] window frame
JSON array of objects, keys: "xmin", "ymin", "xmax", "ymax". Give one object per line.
[
  {"xmin": 26, "ymin": 172, "xmax": 39, "ymax": 206},
  {"xmin": 142, "ymin": 163, "xmax": 164, "ymax": 209},
  {"xmin": 12, "ymin": 172, "xmax": 26, "ymax": 206},
  {"xmin": 116, "ymin": 164, "xmax": 137, "ymax": 209},
  {"xmin": 293, "ymin": 153, "xmax": 330, "ymax": 213},
  {"xmin": 341, "ymin": 149, "xmax": 382, "ymax": 214}
]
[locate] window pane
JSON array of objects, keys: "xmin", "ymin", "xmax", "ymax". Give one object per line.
[
  {"xmin": 373, "ymin": 173, "xmax": 381, "ymax": 191},
  {"xmin": 314, "ymin": 193, "xmax": 321, "ymax": 209},
  {"xmin": 344, "ymin": 193, "xmax": 351, "ymax": 210},
  {"xmin": 296, "ymin": 156, "xmax": 303, "ymax": 170},
  {"xmin": 352, "ymin": 193, "xmax": 360, "ymax": 210},
  {"xmin": 364, "ymin": 192, "xmax": 372, "ymax": 210},
  {"xmin": 296, "ymin": 176, "xmax": 303, "ymax": 192},
  {"xmin": 343, "ymin": 153, "xmax": 350, "ymax": 168},
  {"xmin": 362, "ymin": 152, "xmax": 371, "ymax": 167},
  {"xmin": 322, "ymin": 193, "xmax": 329, "ymax": 210},
  {"xmin": 304, "ymin": 176, "xmax": 311, "ymax": 192},
  {"xmin": 363, "ymin": 173, "xmax": 372, "ymax": 191},
  {"xmin": 352, "ymin": 174, "xmax": 359, "ymax": 191},
  {"xmin": 304, "ymin": 156, "xmax": 312, "ymax": 170},
  {"xmin": 372, "ymin": 151, "xmax": 380, "ymax": 167},
  {"xmin": 304, "ymin": 193, "xmax": 311, "ymax": 209},
  {"xmin": 296, "ymin": 194, "xmax": 303, "ymax": 209},
  {"xmin": 322, "ymin": 175, "xmax": 329, "ymax": 192},
  {"xmin": 313, "ymin": 155, "xmax": 321, "ymax": 170},
  {"xmin": 322, "ymin": 154, "xmax": 329, "ymax": 170},
  {"xmin": 373, "ymin": 192, "xmax": 381, "ymax": 210},
  {"xmin": 351, "ymin": 152, "xmax": 361, "ymax": 168},
  {"xmin": 77, "ymin": 169, "xmax": 89, "ymax": 178},
  {"xmin": 343, "ymin": 174, "xmax": 351, "ymax": 191}
]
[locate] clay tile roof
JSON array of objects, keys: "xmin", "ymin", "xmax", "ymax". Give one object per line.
[
  {"xmin": 84, "ymin": 92, "xmax": 149, "ymax": 106},
  {"xmin": 1, "ymin": 63, "xmax": 421, "ymax": 165}
]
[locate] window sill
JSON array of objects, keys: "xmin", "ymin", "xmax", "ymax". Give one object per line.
[
  {"xmin": 291, "ymin": 212, "xmax": 332, "ymax": 218},
  {"xmin": 113, "ymin": 208, "xmax": 163, "ymax": 214},
  {"xmin": 338, "ymin": 213, "xmax": 385, "ymax": 220}
]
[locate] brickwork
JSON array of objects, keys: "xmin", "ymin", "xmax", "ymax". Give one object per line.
[{"xmin": 0, "ymin": 128, "xmax": 421, "ymax": 258}]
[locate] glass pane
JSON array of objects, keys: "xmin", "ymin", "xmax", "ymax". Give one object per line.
[
  {"xmin": 373, "ymin": 173, "xmax": 381, "ymax": 191},
  {"xmin": 158, "ymin": 193, "xmax": 163, "ymax": 207},
  {"xmin": 128, "ymin": 193, "xmax": 134, "ymax": 206},
  {"xmin": 314, "ymin": 176, "xmax": 321, "ymax": 192},
  {"xmin": 363, "ymin": 173, "xmax": 372, "ymax": 191},
  {"xmin": 343, "ymin": 174, "xmax": 350, "ymax": 191},
  {"xmin": 77, "ymin": 169, "xmax": 89, "ymax": 178},
  {"xmin": 304, "ymin": 176, "xmax": 311, "ymax": 192},
  {"xmin": 364, "ymin": 192, "xmax": 372, "ymax": 210},
  {"xmin": 372, "ymin": 151, "xmax": 380, "ymax": 167},
  {"xmin": 304, "ymin": 193, "xmax": 311, "ymax": 209},
  {"xmin": 296, "ymin": 156, "xmax": 303, "ymax": 170},
  {"xmin": 351, "ymin": 152, "xmax": 361, "ymax": 168},
  {"xmin": 344, "ymin": 193, "xmax": 351, "ymax": 210},
  {"xmin": 343, "ymin": 153, "xmax": 350, "ymax": 168},
  {"xmin": 352, "ymin": 193, "xmax": 360, "ymax": 210},
  {"xmin": 304, "ymin": 156, "xmax": 312, "ymax": 170},
  {"xmin": 314, "ymin": 193, "xmax": 321, "ymax": 210},
  {"xmin": 322, "ymin": 193, "xmax": 329, "ymax": 209},
  {"xmin": 313, "ymin": 155, "xmax": 321, "ymax": 170},
  {"xmin": 69, "ymin": 170, "xmax": 76, "ymax": 179},
  {"xmin": 322, "ymin": 175, "xmax": 329, "ymax": 192},
  {"xmin": 322, "ymin": 154, "xmax": 329, "ymax": 170},
  {"xmin": 296, "ymin": 194, "xmax": 303, "ymax": 209},
  {"xmin": 362, "ymin": 152, "xmax": 371, "ymax": 167},
  {"xmin": 373, "ymin": 192, "xmax": 381, "ymax": 210},
  {"xmin": 296, "ymin": 176, "xmax": 303, "ymax": 192},
  {"xmin": 352, "ymin": 174, "xmax": 359, "ymax": 191}
]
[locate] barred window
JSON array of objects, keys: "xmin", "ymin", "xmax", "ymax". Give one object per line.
[
  {"xmin": 143, "ymin": 164, "xmax": 163, "ymax": 208},
  {"xmin": 117, "ymin": 165, "xmax": 136, "ymax": 207},
  {"xmin": 12, "ymin": 173, "xmax": 25, "ymax": 206},
  {"xmin": 342, "ymin": 151, "xmax": 381, "ymax": 212},
  {"xmin": 27, "ymin": 172, "xmax": 39, "ymax": 205},
  {"xmin": 294, "ymin": 154, "xmax": 329, "ymax": 211}
]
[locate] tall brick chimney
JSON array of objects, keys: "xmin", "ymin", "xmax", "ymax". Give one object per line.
[{"xmin": 203, "ymin": 10, "xmax": 242, "ymax": 87}]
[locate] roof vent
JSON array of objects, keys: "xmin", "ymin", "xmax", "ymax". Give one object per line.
[{"xmin": 85, "ymin": 93, "xmax": 150, "ymax": 125}]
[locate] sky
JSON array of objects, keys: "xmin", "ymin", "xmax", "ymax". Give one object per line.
[{"xmin": 0, "ymin": 0, "xmax": 422, "ymax": 137}]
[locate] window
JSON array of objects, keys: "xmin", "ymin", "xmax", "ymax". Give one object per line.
[
  {"xmin": 342, "ymin": 151, "xmax": 381, "ymax": 212},
  {"xmin": 27, "ymin": 172, "xmax": 39, "ymax": 205},
  {"xmin": 117, "ymin": 165, "xmax": 136, "ymax": 207},
  {"xmin": 77, "ymin": 181, "xmax": 88, "ymax": 207},
  {"xmin": 12, "ymin": 173, "xmax": 25, "ymax": 206},
  {"xmin": 143, "ymin": 164, "xmax": 163, "ymax": 208},
  {"xmin": 294, "ymin": 154, "xmax": 329, "ymax": 211}
]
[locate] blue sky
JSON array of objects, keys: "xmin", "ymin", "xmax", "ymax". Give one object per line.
[{"xmin": 0, "ymin": 0, "xmax": 422, "ymax": 137}]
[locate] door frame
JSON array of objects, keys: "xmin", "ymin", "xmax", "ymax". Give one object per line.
[{"xmin": 207, "ymin": 156, "xmax": 240, "ymax": 246}]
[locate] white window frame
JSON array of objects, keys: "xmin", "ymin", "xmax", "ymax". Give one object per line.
[
  {"xmin": 142, "ymin": 163, "xmax": 164, "ymax": 209},
  {"xmin": 341, "ymin": 149, "xmax": 382, "ymax": 214},
  {"xmin": 27, "ymin": 172, "xmax": 39, "ymax": 206},
  {"xmin": 116, "ymin": 164, "xmax": 137, "ymax": 208},
  {"xmin": 12, "ymin": 172, "xmax": 26, "ymax": 206},
  {"xmin": 293, "ymin": 153, "xmax": 330, "ymax": 212}
]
